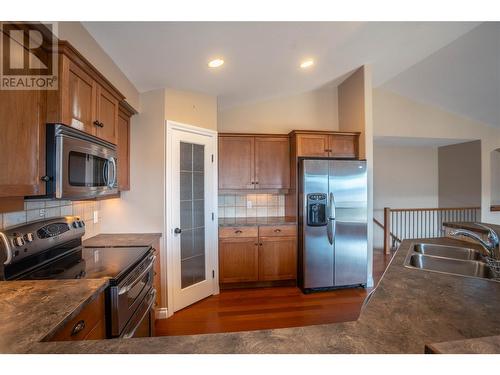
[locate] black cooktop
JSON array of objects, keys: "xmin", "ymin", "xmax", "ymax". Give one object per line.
[{"xmin": 12, "ymin": 246, "xmax": 151, "ymax": 283}]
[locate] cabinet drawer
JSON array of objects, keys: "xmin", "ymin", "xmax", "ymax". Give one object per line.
[
  {"xmin": 47, "ymin": 292, "xmax": 105, "ymax": 342},
  {"xmin": 219, "ymin": 226, "xmax": 258, "ymax": 238},
  {"xmin": 258, "ymin": 225, "xmax": 296, "ymax": 237}
]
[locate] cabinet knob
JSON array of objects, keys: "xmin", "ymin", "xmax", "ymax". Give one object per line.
[
  {"xmin": 235, "ymin": 230, "xmax": 242, "ymax": 234},
  {"xmin": 99, "ymin": 122, "xmax": 104, "ymax": 128},
  {"xmin": 93, "ymin": 120, "xmax": 100, "ymax": 127},
  {"xmin": 71, "ymin": 320, "xmax": 86, "ymax": 336},
  {"xmin": 274, "ymin": 229, "xmax": 281, "ymax": 233}
]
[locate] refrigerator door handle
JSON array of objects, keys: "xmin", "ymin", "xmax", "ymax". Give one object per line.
[{"xmin": 327, "ymin": 192, "xmax": 336, "ymax": 245}]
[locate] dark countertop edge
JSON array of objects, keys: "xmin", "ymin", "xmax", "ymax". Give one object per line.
[
  {"xmin": 442, "ymin": 222, "xmax": 500, "ymax": 234},
  {"xmin": 83, "ymin": 233, "xmax": 162, "ymax": 247},
  {"xmin": 39, "ymin": 278, "xmax": 110, "ymax": 342},
  {"xmin": 425, "ymin": 335, "xmax": 500, "ymax": 354},
  {"xmin": 218, "ymin": 216, "xmax": 297, "ymax": 227}
]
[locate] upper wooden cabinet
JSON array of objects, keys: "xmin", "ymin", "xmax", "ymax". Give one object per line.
[
  {"xmin": 0, "ymin": 28, "xmax": 47, "ymax": 198},
  {"xmin": 47, "ymin": 42, "xmax": 125, "ymax": 145},
  {"xmin": 218, "ymin": 134, "xmax": 290, "ymax": 191},
  {"xmin": 255, "ymin": 137, "xmax": 290, "ymax": 189},
  {"xmin": 0, "ymin": 89, "xmax": 47, "ymax": 198},
  {"xmin": 117, "ymin": 101, "xmax": 137, "ymax": 191},
  {"xmin": 291, "ymin": 131, "xmax": 359, "ymax": 159},
  {"xmin": 218, "ymin": 136, "xmax": 255, "ymax": 189}
]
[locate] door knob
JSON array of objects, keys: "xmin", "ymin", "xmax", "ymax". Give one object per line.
[{"xmin": 174, "ymin": 228, "xmax": 182, "ymax": 234}]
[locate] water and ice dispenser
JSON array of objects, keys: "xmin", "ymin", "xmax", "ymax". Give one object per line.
[{"xmin": 306, "ymin": 193, "xmax": 327, "ymax": 226}]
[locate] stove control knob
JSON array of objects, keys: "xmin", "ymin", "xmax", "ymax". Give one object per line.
[
  {"xmin": 72, "ymin": 221, "xmax": 78, "ymax": 229},
  {"xmin": 14, "ymin": 236, "xmax": 25, "ymax": 247},
  {"xmin": 81, "ymin": 220, "xmax": 85, "ymax": 227},
  {"xmin": 24, "ymin": 233, "xmax": 34, "ymax": 242}
]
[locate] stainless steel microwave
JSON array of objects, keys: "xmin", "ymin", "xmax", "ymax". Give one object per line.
[{"xmin": 43, "ymin": 124, "xmax": 118, "ymax": 200}]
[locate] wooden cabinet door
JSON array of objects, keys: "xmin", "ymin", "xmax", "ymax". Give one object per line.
[
  {"xmin": 329, "ymin": 135, "xmax": 357, "ymax": 158},
  {"xmin": 258, "ymin": 236, "xmax": 297, "ymax": 281},
  {"xmin": 218, "ymin": 136, "xmax": 255, "ymax": 189},
  {"xmin": 95, "ymin": 85, "xmax": 119, "ymax": 144},
  {"xmin": 117, "ymin": 108, "xmax": 131, "ymax": 190},
  {"xmin": 296, "ymin": 134, "xmax": 330, "ymax": 157},
  {"xmin": 219, "ymin": 237, "xmax": 259, "ymax": 283},
  {"xmin": 255, "ymin": 137, "xmax": 290, "ymax": 189},
  {"xmin": 0, "ymin": 89, "xmax": 46, "ymax": 197},
  {"xmin": 62, "ymin": 56, "xmax": 97, "ymax": 135}
]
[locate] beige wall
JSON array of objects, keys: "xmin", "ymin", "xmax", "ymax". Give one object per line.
[
  {"xmin": 165, "ymin": 88, "xmax": 217, "ymax": 131},
  {"xmin": 438, "ymin": 141, "xmax": 481, "ymax": 208},
  {"xmin": 218, "ymin": 87, "xmax": 338, "ymax": 133},
  {"xmin": 338, "ymin": 65, "xmax": 374, "ymax": 287},
  {"xmin": 58, "ymin": 22, "xmax": 140, "ymax": 110},
  {"xmin": 374, "ymin": 88, "xmax": 500, "ymax": 224},
  {"xmin": 373, "ymin": 144, "xmax": 439, "ymax": 248}
]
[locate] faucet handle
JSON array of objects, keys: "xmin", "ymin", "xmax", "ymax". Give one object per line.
[{"xmin": 473, "ymin": 223, "xmax": 499, "ymax": 247}]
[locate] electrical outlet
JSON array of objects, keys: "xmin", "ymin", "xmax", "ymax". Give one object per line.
[
  {"xmin": 247, "ymin": 200, "xmax": 252, "ymax": 208},
  {"xmin": 93, "ymin": 210, "xmax": 99, "ymax": 224},
  {"xmin": 39, "ymin": 208, "xmax": 45, "ymax": 217}
]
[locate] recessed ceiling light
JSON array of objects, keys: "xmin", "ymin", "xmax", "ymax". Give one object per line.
[
  {"xmin": 208, "ymin": 58, "xmax": 224, "ymax": 68},
  {"xmin": 300, "ymin": 59, "xmax": 314, "ymax": 69}
]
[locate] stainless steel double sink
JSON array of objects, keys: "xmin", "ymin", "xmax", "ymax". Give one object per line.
[{"xmin": 404, "ymin": 243, "xmax": 497, "ymax": 281}]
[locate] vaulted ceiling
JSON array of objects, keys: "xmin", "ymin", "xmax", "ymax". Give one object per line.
[
  {"xmin": 383, "ymin": 22, "xmax": 500, "ymax": 127},
  {"xmin": 82, "ymin": 22, "xmax": 479, "ymax": 110}
]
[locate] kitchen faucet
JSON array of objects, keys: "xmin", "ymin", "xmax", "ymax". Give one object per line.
[{"xmin": 450, "ymin": 223, "xmax": 499, "ymax": 259}]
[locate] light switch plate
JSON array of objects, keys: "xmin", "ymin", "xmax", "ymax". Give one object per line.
[{"xmin": 93, "ymin": 210, "xmax": 99, "ymax": 224}]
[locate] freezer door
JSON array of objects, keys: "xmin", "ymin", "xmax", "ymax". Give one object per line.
[
  {"xmin": 300, "ymin": 159, "xmax": 334, "ymax": 289},
  {"xmin": 329, "ymin": 160, "xmax": 368, "ymax": 286}
]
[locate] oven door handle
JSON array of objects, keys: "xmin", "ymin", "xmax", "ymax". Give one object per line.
[
  {"xmin": 121, "ymin": 288, "xmax": 157, "ymax": 339},
  {"xmin": 0, "ymin": 232, "xmax": 12, "ymax": 265},
  {"xmin": 118, "ymin": 254, "xmax": 156, "ymax": 296}
]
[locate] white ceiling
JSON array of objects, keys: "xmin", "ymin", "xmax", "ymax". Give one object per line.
[
  {"xmin": 383, "ymin": 22, "xmax": 500, "ymax": 127},
  {"xmin": 82, "ymin": 22, "xmax": 479, "ymax": 110}
]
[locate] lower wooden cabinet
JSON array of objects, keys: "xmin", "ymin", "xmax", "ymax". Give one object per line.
[
  {"xmin": 218, "ymin": 224, "xmax": 297, "ymax": 285},
  {"xmin": 47, "ymin": 292, "xmax": 106, "ymax": 342},
  {"xmin": 258, "ymin": 237, "xmax": 297, "ymax": 281},
  {"xmin": 219, "ymin": 237, "xmax": 259, "ymax": 283}
]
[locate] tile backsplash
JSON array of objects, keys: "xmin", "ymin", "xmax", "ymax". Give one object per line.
[
  {"xmin": 0, "ymin": 199, "xmax": 102, "ymax": 240},
  {"xmin": 218, "ymin": 193, "xmax": 285, "ymax": 218}
]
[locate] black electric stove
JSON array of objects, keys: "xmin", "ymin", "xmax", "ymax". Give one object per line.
[{"xmin": 0, "ymin": 216, "xmax": 157, "ymax": 339}]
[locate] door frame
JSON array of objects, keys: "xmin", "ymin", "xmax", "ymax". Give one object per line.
[{"xmin": 165, "ymin": 120, "xmax": 219, "ymax": 317}]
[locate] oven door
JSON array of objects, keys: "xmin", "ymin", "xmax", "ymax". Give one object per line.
[
  {"xmin": 110, "ymin": 252, "xmax": 156, "ymax": 337},
  {"xmin": 56, "ymin": 133, "xmax": 118, "ymax": 199},
  {"xmin": 120, "ymin": 288, "xmax": 156, "ymax": 338}
]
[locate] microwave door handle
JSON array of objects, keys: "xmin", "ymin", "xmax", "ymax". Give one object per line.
[
  {"xmin": 103, "ymin": 159, "xmax": 109, "ymax": 186},
  {"xmin": 109, "ymin": 157, "xmax": 117, "ymax": 188}
]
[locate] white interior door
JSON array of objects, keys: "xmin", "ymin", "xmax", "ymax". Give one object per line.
[{"xmin": 168, "ymin": 122, "xmax": 218, "ymax": 312}]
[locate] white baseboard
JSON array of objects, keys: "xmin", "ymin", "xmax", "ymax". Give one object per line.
[{"xmin": 155, "ymin": 307, "xmax": 168, "ymax": 320}]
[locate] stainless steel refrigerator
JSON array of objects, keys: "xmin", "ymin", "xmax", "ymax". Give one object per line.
[{"xmin": 298, "ymin": 159, "xmax": 368, "ymax": 292}]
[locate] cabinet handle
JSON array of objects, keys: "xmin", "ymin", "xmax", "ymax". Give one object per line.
[
  {"xmin": 70, "ymin": 320, "xmax": 86, "ymax": 336},
  {"xmin": 235, "ymin": 230, "xmax": 242, "ymax": 234},
  {"xmin": 274, "ymin": 229, "xmax": 281, "ymax": 233}
]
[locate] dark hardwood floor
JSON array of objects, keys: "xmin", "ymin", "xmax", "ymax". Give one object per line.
[{"xmin": 155, "ymin": 249, "xmax": 394, "ymax": 336}]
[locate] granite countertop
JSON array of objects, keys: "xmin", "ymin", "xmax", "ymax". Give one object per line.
[
  {"xmin": 218, "ymin": 216, "xmax": 296, "ymax": 227},
  {"xmin": 443, "ymin": 221, "xmax": 500, "ymax": 235},
  {"xmin": 0, "ymin": 279, "xmax": 108, "ymax": 354},
  {"xmin": 83, "ymin": 233, "xmax": 162, "ymax": 248},
  {"xmin": 23, "ymin": 236, "xmax": 500, "ymax": 354},
  {"xmin": 426, "ymin": 335, "xmax": 500, "ymax": 354}
]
